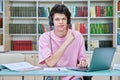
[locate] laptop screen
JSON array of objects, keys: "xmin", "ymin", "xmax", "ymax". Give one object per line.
[{"xmin": 88, "ymin": 48, "xmax": 116, "ymax": 72}]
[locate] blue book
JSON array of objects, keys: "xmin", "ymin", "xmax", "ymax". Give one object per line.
[
  {"xmin": 109, "ymin": 23, "xmax": 113, "ymax": 34},
  {"xmin": 0, "ymin": 0, "xmax": 3, "ymax": 11}
]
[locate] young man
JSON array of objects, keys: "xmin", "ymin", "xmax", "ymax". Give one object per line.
[{"xmin": 39, "ymin": 4, "xmax": 91, "ymax": 80}]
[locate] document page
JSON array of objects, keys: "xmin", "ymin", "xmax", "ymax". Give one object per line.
[
  {"xmin": 2, "ymin": 62, "xmax": 42, "ymax": 71},
  {"xmin": 43, "ymin": 67, "xmax": 68, "ymax": 72}
]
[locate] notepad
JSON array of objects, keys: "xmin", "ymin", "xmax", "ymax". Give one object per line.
[{"xmin": 1, "ymin": 62, "xmax": 42, "ymax": 71}]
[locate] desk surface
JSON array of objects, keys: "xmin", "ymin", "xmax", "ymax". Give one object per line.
[{"xmin": 0, "ymin": 69, "xmax": 120, "ymax": 76}]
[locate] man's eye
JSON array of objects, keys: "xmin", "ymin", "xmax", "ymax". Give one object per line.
[
  {"xmin": 55, "ymin": 19, "xmax": 59, "ymax": 21},
  {"xmin": 63, "ymin": 18, "xmax": 67, "ymax": 21}
]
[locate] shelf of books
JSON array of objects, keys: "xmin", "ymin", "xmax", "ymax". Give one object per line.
[
  {"xmin": 89, "ymin": 0, "xmax": 113, "ymax": 51},
  {"xmin": 64, "ymin": 0, "xmax": 113, "ymax": 51},
  {"xmin": 0, "ymin": 0, "xmax": 4, "ymax": 52},
  {"xmin": 6, "ymin": 0, "xmax": 114, "ymax": 53},
  {"xmin": 7, "ymin": 0, "xmax": 63, "ymax": 53},
  {"xmin": 7, "ymin": 0, "xmax": 38, "ymax": 53},
  {"xmin": 63, "ymin": 0, "xmax": 88, "ymax": 51},
  {"xmin": 115, "ymin": 0, "xmax": 120, "ymax": 52}
]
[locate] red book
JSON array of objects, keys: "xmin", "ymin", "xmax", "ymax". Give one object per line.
[
  {"xmin": 83, "ymin": 7, "xmax": 87, "ymax": 17},
  {"xmin": 80, "ymin": 23, "xmax": 86, "ymax": 34},
  {"xmin": 96, "ymin": 6, "xmax": 101, "ymax": 17},
  {"xmin": 13, "ymin": 40, "xmax": 32, "ymax": 51},
  {"xmin": 13, "ymin": 40, "xmax": 19, "ymax": 51}
]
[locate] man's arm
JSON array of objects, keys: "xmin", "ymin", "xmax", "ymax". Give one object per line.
[{"xmin": 45, "ymin": 32, "xmax": 74, "ymax": 67}]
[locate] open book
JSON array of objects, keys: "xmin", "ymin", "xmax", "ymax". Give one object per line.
[{"xmin": 1, "ymin": 62, "xmax": 42, "ymax": 72}]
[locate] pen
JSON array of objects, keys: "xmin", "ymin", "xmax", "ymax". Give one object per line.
[{"xmin": 58, "ymin": 68, "xmax": 60, "ymax": 71}]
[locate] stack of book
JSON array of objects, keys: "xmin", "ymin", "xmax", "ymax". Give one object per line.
[
  {"xmin": 117, "ymin": 33, "xmax": 120, "ymax": 45},
  {"xmin": 11, "ymin": 40, "xmax": 33, "ymax": 51},
  {"xmin": 10, "ymin": 7, "xmax": 36, "ymax": 17},
  {"xmin": 71, "ymin": 23, "xmax": 86, "ymax": 34},
  {"xmin": 118, "ymin": 1, "xmax": 120, "ymax": 11},
  {"xmin": 90, "ymin": 23, "xmax": 113, "ymax": 34},
  {"xmin": 90, "ymin": 6, "xmax": 113, "ymax": 17},
  {"xmin": 69, "ymin": 6, "xmax": 88, "ymax": 17},
  {"xmin": 9, "ymin": 24, "xmax": 36, "ymax": 34},
  {"xmin": 0, "ymin": 17, "xmax": 2, "ymax": 28},
  {"xmin": 0, "ymin": 34, "xmax": 3, "ymax": 45}
]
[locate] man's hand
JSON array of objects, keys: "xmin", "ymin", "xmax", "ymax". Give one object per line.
[
  {"xmin": 77, "ymin": 59, "xmax": 88, "ymax": 68},
  {"xmin": 65, "ymin": 32, "xmax": 75, "ymax": 45}
]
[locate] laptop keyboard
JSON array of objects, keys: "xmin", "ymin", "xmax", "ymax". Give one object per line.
[{"xmin": 67, "ymin": 67, "xmax": 88, "ymax": 72}]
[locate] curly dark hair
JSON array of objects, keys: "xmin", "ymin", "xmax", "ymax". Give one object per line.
[{"xmin": 49, "ymin": 4, "xmax": 71, "ymax": 26}]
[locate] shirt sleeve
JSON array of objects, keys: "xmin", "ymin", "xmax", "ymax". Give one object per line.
[
  {"xmin": 38, "ymin": 33, "xmax": 52, "ymax": 64},
  {"xmin": 77, "ymin": 32, "xmax": 87, "ymax": 61}
]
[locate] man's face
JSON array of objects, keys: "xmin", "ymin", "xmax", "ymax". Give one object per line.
[{"xmin": 53, "ymin": 13, "xmax": 68, "ymax": 32}]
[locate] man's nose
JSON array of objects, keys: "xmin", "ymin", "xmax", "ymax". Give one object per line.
[{"xmin": 59, "ymin": 19, "xmax": 63, "ymax": 23}]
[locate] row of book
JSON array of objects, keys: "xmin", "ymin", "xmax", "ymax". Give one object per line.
[
  {"xmin": 90, "ymin": 40, "xmax": 112, "ymax": 50},
  {"xmin": 0, "ymin": 17, "xmax": 2, "ymax": 28},
  {"xmin": 0, "ymin": 34, "xmax": 3, "ymax": 45},
  {"xmin": 10, "ymin": 5, "xmax": 113, "ymax": 17},
  {"xmin": 0, "ymin": 0, "xmax": 3, "ymax": 11},
  {"xmin": 90, "ymin": 6, "xmax": 113, "ymax": 17},
  {"xmin": 118, "ymin": 1, "xmax": 120, "ymax": 11},
  {"xmin": 117, "ymin": 33, "xmax": 120, "ymax": 45},
  {"xmin": 38, "ymin": 6, "xmax": 88, "ymax": 17},
  {"xmin": 69, "ymin": 6, "xmax": 88, "ymax": 17},
  {"xmin": 38, "ymin": 23, "xmax": 86, "ymax": 34},
  {"xmin": 11, "ymin": 39, "xmax": 112, "ymax": 51},
  {"xmin": 10, "ymin": 7, "xmax": 36, "ymax": 17},
  {"xmin": 11, "ymin": 40, "xmax": 36, "ymax": 51},
  {"xmin": 9, "ymin": 23, "xmax": 113, "ymax": 34},
  {"xmin": 38, "ymin": 24, "xmax": 50, "ymax": 34},
  {"xmin": 118, "ymin": 18, "xmax": 120, "ymax": 28},
  {"xmin": 9, "ymin": 24, "xmax": 36, "ymax": 34},
  {"xmin": 90, "ymin": 23, "xmax": 113, "ymax": 34},
  {"xmin": 70, "ymin": 23, "xmax": 86, "ymax": 34},
  {"xmin": 38, "ymin": 7, "xmax": 48, "ymax": 17}
]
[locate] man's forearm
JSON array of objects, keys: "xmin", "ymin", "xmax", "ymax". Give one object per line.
[{"xmin": 45, "ymin": 40, "xmax": 70, "ymax": 67}]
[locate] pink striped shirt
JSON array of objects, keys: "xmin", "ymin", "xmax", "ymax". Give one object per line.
[{"xmin": 39, "ymin": 29, "xmax": 87, "ymax": 80}]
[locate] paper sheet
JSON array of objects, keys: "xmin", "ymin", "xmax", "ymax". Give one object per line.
[
  {"xmin": 2, "ymin": 62, "xmax": 42, "ymax": 71},
  {"xmin": 43, "ymin": 67, "xmax": 68, "ymax": 72}
]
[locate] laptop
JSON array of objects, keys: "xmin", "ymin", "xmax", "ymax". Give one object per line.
[{"xmin": 67, "ymin": 48, "xmax": 116, "ymax": 72}]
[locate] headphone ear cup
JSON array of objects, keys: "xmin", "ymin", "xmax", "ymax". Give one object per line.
[
  {"xmin": 67, "ymin": 19, "xmax": 70, "ymax": 24},
  {"xmin": 49, "ymin": 16, "xmax": 53, "ymax": 26}
]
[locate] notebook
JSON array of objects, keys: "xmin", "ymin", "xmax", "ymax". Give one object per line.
[
  {"xmin": 1, "ymin": 62, "xmax": 42, "ymax": 72},
  {"xmin": 67, "ymin": 48, "xmax": 116, "ymax": 72}
]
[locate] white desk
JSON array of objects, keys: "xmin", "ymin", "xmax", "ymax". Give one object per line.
[{"xmin": 0, "ymin": 69, "xmax": 120, "ymax": 76}]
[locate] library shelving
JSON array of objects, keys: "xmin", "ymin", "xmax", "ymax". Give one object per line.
[
  {"xmin": 0, "ymin": 0, "xmax": 5, "ymax": 52},
  {"xmin": 6, "ymin": 0, "xmax": 63, "ymax": 53},
  {"xmin": 0, "ymin": 0, "xmax": 118, "ymax": 80},
  {"xmin": 4, "ymin": 0, "xmax": 114, "ymax": 53},
  {"xmin": 89, "ymin": 0, "xmax": 113, "ymax": 51},
  {"xmin": 7, "ymin": 0, "xmax": 38, "ymax": 53},
  {"xmin": 63, "ymin": 0, "xmax": 113, "ymax": 52},
  {"xmin": 113, "ymin": 0, "xmax": 120, "ymax": 52}
]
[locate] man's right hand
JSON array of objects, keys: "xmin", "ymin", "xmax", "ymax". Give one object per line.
[{"xmin": 65, "ymin": 32, "xmax": 75, "ymax": 45}]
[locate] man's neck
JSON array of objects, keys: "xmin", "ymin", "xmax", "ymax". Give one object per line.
[{"xmin": 54, "ymin": 30, "xmax": 68, "ymax": 38}]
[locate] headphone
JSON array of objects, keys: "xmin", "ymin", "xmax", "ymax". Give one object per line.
[{"xmin": 49, "ymin": 14, "xmax": 54, "ymax": 27}]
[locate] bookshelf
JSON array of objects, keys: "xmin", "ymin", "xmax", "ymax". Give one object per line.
[
  {"xmin": 64, "ymin": 0, "xmax": 113, "ymax": 52},
  {"xmin": 113, "ymin": 0, "xmax": 120, "ymax": 52},
  {"xmin": 89, "ymin": 0, "xmax": 113, "ymax": 51},
  {"xmin": 6, "ymin": 0, "xmax": 63, "ymax": 53},
  {"xmin": 5, "ymin": 0, "xmax": 114, "ymax": 53},
  {"xmin": 0, "ymin": 0, "xmax": 7, "ymax": 52},
  {"xmin": 7, "ymin": 0, "xmax": 37, "ymax": 53}
]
